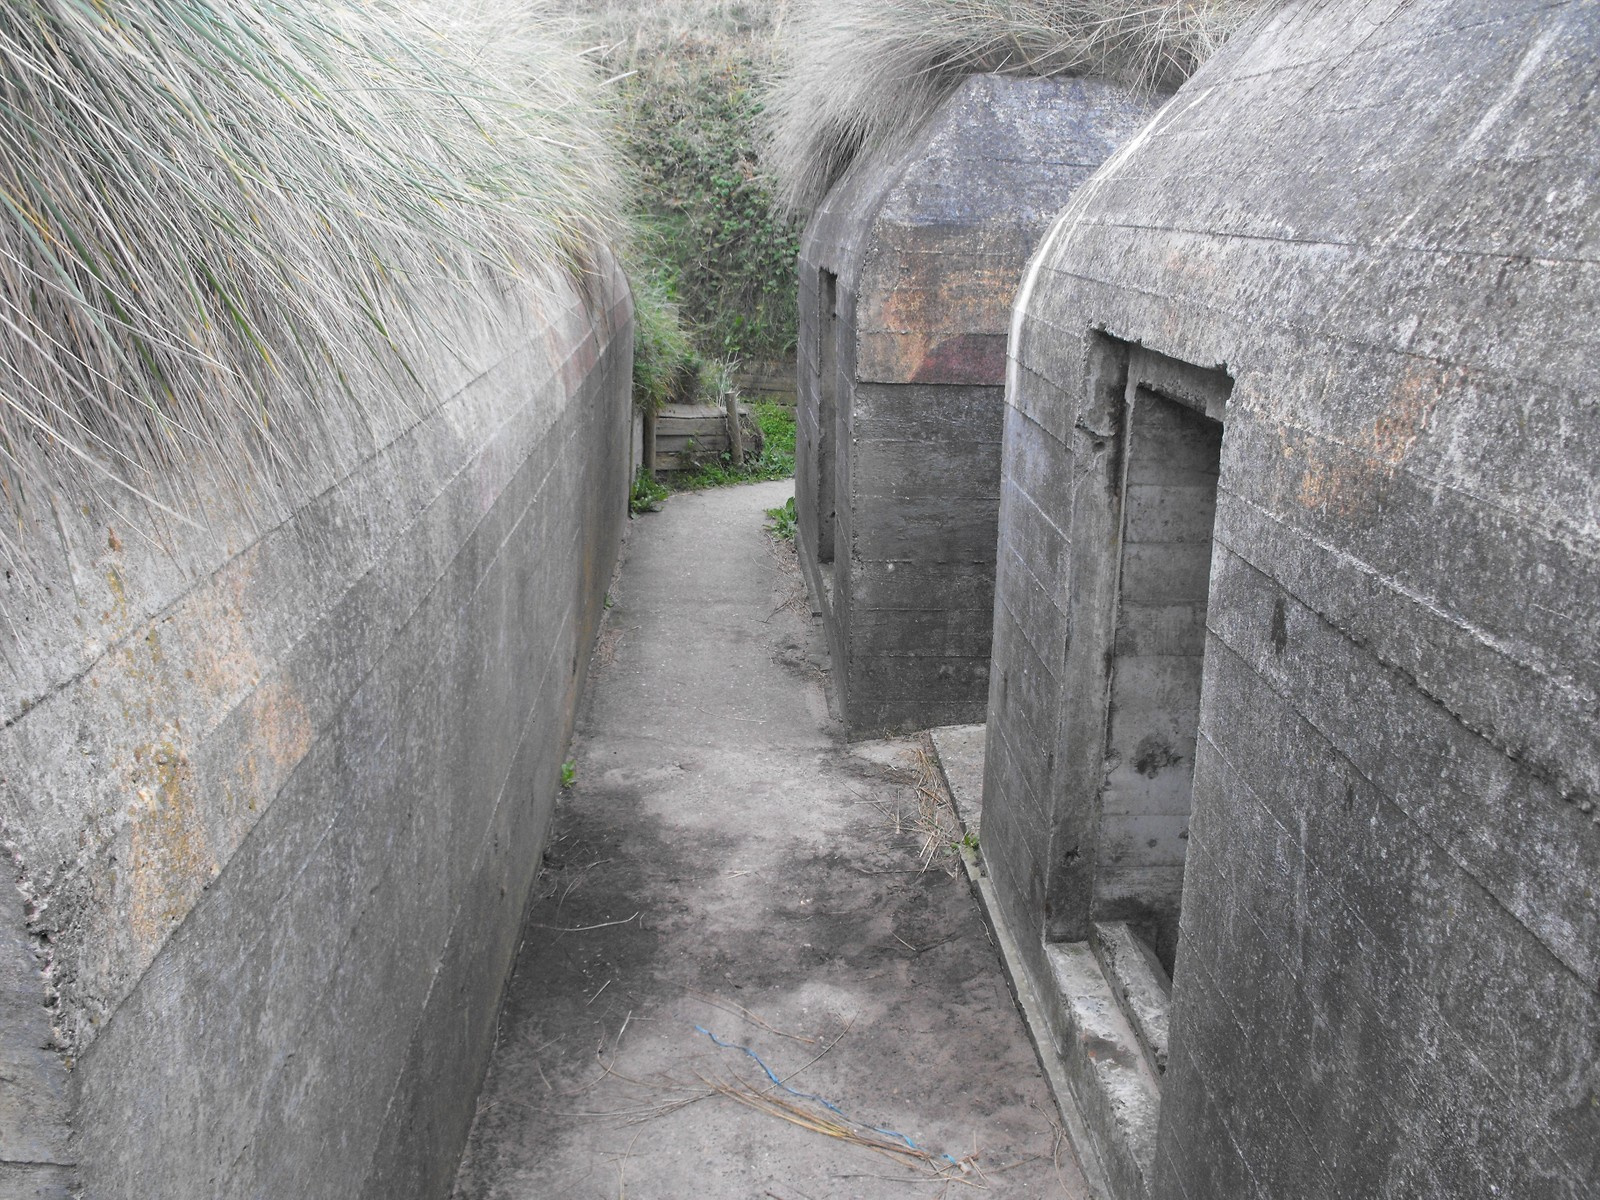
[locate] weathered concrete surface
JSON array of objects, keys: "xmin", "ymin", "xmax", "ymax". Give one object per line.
[
  {"xmin": 0, "ymin": 263, "xmax": 632, "ymax": 1196},
  {"xmin": 1042, "ymin": 944, "xmax": 1160, "ymax": 1200},
  {"xmin": 928, "ymin": 725, "xmax": 985, "ymax": 831},
  {"xmin": 795, "ymin": 75, "xmax": 1161, "ymax": 737},
  {"xmin": 984, "ymin": 1, "xmax": 1600, "ymax": 1197},
  {"xmin": 0, "ymin": 882, "xmax": 72, "ymax": 1199},
  {"xmin": 452, "ymin": 482, "xmax": 1087, "ymax": 1199},
  {"xmin": 930, "ymin": 730, "xmax": 1163, "ymax": 1200}
]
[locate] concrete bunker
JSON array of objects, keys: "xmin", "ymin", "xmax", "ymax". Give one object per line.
[
  {"xmin": 795, "ymin": 73, "xmax": 1161, "ymax": 736},
  {"xmin": 0, "ymin": 268, "xmax": 634, "ymax": 1199},
  {"xmin": 978, "ymin": 1, "xmax": 1600, "ymax": 1197}
]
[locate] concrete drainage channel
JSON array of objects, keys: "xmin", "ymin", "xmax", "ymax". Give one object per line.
[{"xmin": 928, "ymin": 725, "xmax": 1168, "ymax": 1200}]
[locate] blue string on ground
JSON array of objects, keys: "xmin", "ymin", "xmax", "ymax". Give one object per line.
[{"xmin": 694, "ymin": 1025, "xmax": 960, "ymax": 1165}]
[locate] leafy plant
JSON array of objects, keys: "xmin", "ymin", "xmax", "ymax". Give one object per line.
[
  {"xmin": 635, "ymin": 57, "xmax": 799, "ymax": 359},
  {"xmin": 629, "ymin": 466, "xmax": 671, "ymax": 514},
  {"xmin": 561, "ymin": 759, "xmax": 577, "ymax": 788},
  {"xmin": 765, "ymin": 496, "xmax": 798, "ymax": 540},
  {"xmin": 579, "ymin": 1, "xmax": 799, "ymax": 366}
]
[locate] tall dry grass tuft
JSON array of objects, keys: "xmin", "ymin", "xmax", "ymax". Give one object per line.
[
  {"xmin": 763, "ymin": 0, "xmax": 1276, "ymax": 214},
  {"xmin": 0, "ymin": 0, "xmax": 624, "ymax": 563}
]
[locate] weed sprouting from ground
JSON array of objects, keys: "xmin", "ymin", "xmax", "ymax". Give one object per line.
[
  {"xmin": 763, "ymin": 0, "xmax": 1278, "ymax": 213},
  {"xmin": 765, "ymin": 497, "xmax": 798, "ymax": 541},
  {"xmin": 630, "ymin": 467, "xmax": 671, "ymax": 514}
]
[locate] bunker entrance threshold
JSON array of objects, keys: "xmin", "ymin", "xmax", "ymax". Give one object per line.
[{"xmin": 932, "ymin": 339, "xmax": 1231, "ymax": 1200}]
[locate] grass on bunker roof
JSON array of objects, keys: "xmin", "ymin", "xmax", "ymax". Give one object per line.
[{"xmin": 761, "ymin": 0, "xmax": 1279, "ymax": 213}]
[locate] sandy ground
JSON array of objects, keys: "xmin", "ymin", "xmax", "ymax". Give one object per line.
[{"xmin": 450, "ymin": 480, "xmax": 1088, "ymax": 1200}]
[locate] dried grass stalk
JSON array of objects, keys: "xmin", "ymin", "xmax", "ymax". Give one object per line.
[
  {"xmin": 0, "ymin": 0, "xmax": 625, "ymax": 566},
  {"xmin": 762, "ymin": 0, "xmax": 1279, "ymax": 213}
]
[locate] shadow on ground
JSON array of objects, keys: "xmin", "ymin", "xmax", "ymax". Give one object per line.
[{"xmin": 452, "ymin": 481, "xmax": 1086, "ymax": 1199}]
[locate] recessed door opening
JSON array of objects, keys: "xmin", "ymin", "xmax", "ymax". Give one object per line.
[
  {"xmin": 1097, "ymin": 381, "xmax": 1224, "ymax": 977},
  {"xmin": 1046, "ymin": 336, "xmax": 1230, "ymax": 1115}
]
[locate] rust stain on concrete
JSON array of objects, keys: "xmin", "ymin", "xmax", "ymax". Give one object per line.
[
  {"xmin": 858, "ymin": 251, "xmax": 1016, "ymax": 383},
  {"xmin": 908, "ymin": 333, "xmax": 1009, "ymax": 384},
  {"xmin": 183, "ymin": 564, "xmax": 267, "ymax": 706},
  {"xmin": 226, "ymin": 678, "xmax": 314, "ymax": 833},
  {"xmin": 253, "ymin": 679, "xmax": 314, "ymax": 774},
  {"xmin": 101, "ymin": 560, "xmax": 314, "ymax": 966},
  {"xmin": 1360, "ymin": 357, "xmax": 1447, "ymax": 468},
  {"xmin": 126, "ymin": 734, "xmax": 216, "ymax": 954},
  {"xmin": 1294, "ymin": 359, "xmax": 1448, "ymax": 517}
]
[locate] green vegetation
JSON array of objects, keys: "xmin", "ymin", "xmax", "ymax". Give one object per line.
[
  {"xmin": 576, "ymin": 1, "xmax": 799, "ymax": 412},
  {"xmin": 672, "ymin": 401, "xmax": 796, "ymax": 491},
  {"xmin": 763, "ymin": 0, "xmax": 1274, "ymax": 213},
  {"xmin": 631, "ymin": 274, "xmax": 702, "ymax": 412},
  {"xmin": 0, "ymin": 0, "xmax": 623, "ymax": 549},
  {"xmin": 561, "ymin": 759, "xmax": 577, "ymax": 788},
  {"xmin": 629, "ymin": 467, "xmax": 671, "ymax": 514},
  {"xmin": 621, "ymin": 51, "xmax": 799, "ymax": 361},
  {"xmin": 764, "ymin": 496, "xmax": 798, "ymax": 541}
]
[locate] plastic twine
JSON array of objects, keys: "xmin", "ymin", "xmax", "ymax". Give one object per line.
[{"xmin": 694, "ymin": 1025, "xmax": 960, "ymax": 1165}]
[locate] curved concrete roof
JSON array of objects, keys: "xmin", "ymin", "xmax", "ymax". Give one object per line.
[{"xmin": 802, "ymin": 73, "xmax": 1161, "ymax": 385}]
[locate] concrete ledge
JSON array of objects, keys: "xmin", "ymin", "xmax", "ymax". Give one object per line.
[
  {"xmin": 1044, "ymin": 942, "xmax": 1161, "ymax": 1200},
  {"xmin": 927, "ymin": 728, "xmax": 1113, "ymax": 1200},
  {"xmin": 1094, "ymin": 921, "xmax": 1172, "ymax": 1076},
  {"xmin": 958, "ymin": 849, "xmax": 1116, "ymax": 1200},
  {"xmin": 0, "ymin": 1161, "xmax": 74, "ymax": 1200},
  {"xmin": 929, "ymin": 724, "xmax": 986, "ymax": 832},
  {"xmin": 929, "ymin": 727, "xmax": 1162, "ymax": 1200}
]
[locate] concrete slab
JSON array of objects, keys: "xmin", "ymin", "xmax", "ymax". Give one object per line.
[
  {"xmin": 928, "ymin": 725, "xmax": 986, "ymax": 834},
  {"xmin": 451, "ymin": 482, "xmax": 1088, "ymax": 1199},
  {"xmin": 1092, "ymin": 924, "xmax": 1171, "ymax": 1077},
  {"xmin": 1042, "ymin": 945, "xmax": 1161, "ymax": 1200}
]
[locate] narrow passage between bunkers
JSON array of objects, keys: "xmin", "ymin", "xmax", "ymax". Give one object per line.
[{"xmin": 452, "ymin": 480, "xmax": 1086, "ymax": 1199}]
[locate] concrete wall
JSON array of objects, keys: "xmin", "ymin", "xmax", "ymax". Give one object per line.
[
  {"xmin": 0, "ymin": 263, "xmax": 633, "ymax": 1198},
  {"xmin": 984, "ymin": 0, "xmax": 1599, "ymax": 1195},
  {"xmin": 795, "ymin": 74, "xmax": 1159, "ymax": 736}
]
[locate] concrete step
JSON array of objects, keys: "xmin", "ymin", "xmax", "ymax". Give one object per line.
[
  {"xmin": 1044, "ymin": 942, "xmax": 1163, "ymax": 1200},
  {"xmin": 1093, "ymin": 922, "xmax": 1172, "ymax": 1076},
  {"xmin": 925, "ymin": 725, "xmax": 1163, "ymax": 1200}
]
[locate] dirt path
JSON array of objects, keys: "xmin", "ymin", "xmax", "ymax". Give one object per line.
[{"xmin": 450, "ymin": 481, "xmax": 1087, "ymax": 1199}]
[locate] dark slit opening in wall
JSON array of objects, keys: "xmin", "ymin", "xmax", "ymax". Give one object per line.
[{"xmin": 816, "ymin": 269, "xmax": 839, "ymax": 566}]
